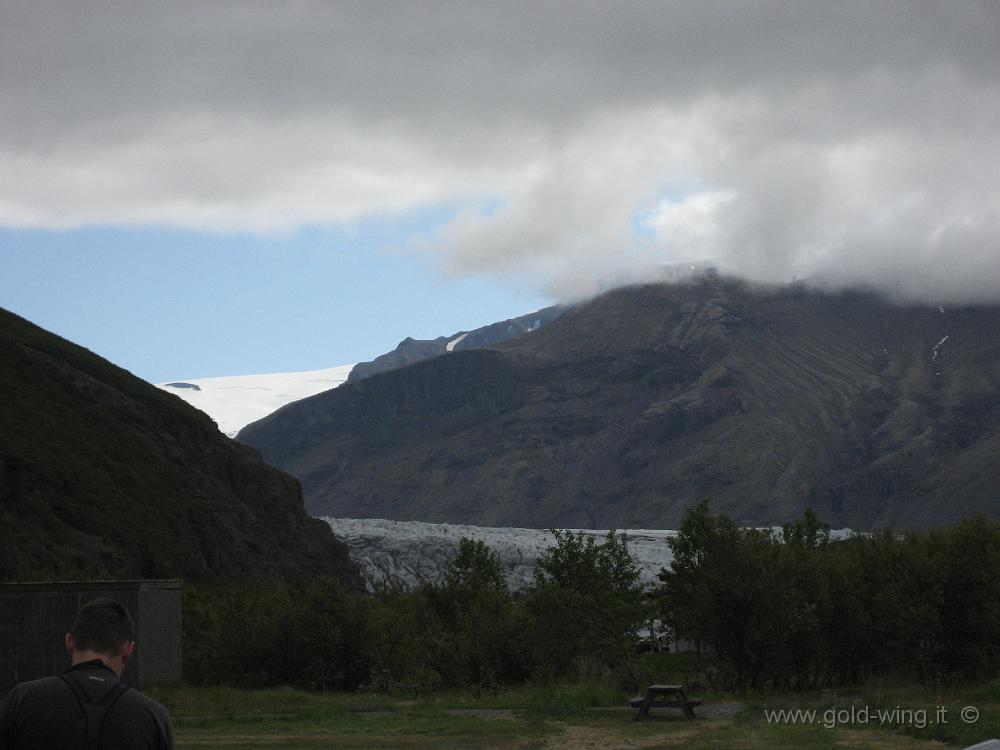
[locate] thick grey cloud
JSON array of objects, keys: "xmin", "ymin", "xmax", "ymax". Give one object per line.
[{"xmin": 2, "ymin": 1, "xmax": 998, "ymax": 301}]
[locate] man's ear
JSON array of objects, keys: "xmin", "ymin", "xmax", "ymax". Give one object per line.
[
  {"xmin": 65, "ymin": 633, "xmax": 74, "ymax": 656},
  {"xmin": 121, "ymin": 640, "xmax": 135, "ymax": 664}
]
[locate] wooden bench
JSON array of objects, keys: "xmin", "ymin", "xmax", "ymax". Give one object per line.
[{"xmin": 629, "ymin": 684, "xmax": 700, "ymax": 719}]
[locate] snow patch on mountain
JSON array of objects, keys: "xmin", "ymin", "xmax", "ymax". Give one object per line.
[
  {"xmin": 932, "ymin": 335, "xmax": 949, "ymax": 362},
  {"xmin": 446, "ymin": 332, "xmax": 469, "ymax": 352},
  {"xmin": 158, "ymin": 364, "xmax": 355, "ymax": 437}
]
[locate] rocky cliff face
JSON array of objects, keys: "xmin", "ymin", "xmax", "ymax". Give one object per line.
[
  {"xmin": 0, "ymin": 307, "xmax": 362, "ymax": 586},
  {"xmin": 240, "ymin": 280, "xmax": 1000, "ymax": 531}
]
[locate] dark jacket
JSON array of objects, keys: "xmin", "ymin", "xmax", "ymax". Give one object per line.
[{"xmin": 0, "ymin": 660, "xmax": 173, "ymax": 750}]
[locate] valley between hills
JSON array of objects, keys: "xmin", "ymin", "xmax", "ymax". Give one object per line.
[{"xmin": 4, "ymin": 277, "xmax": 1000, "ymax": 583}]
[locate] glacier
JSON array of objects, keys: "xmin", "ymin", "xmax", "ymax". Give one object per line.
[
  {"xmin": 157, "ymin": 364, "xmax": 355, "ymax": 437},
  {"xmin": 323, "ymin": 517, "xmax": 679, "ymax": 591},
  {"xmin": 325, "ymin": 517, "xmax": 857, "ymax": 592}
]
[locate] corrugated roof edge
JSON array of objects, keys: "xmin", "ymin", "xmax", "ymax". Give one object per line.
[{"xmin": 0, "ymin": 580, "xmax": 182, "ymax": 590}]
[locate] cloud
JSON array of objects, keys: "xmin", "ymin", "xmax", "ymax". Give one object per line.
[{"xmin": 2, "ymin": 1, "xmax": 999, "ymax": 302}]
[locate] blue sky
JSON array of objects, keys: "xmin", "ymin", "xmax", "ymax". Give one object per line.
[{"xmin": 0, "ymin": 218, "xmax": 550, "ymax": 383}]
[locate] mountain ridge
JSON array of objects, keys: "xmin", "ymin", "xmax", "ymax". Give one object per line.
[{"xmin": 346, "ymin": 304, "xmax": 565, "ymax": 382}]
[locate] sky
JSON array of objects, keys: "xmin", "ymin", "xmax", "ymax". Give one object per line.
[{"xmin": 2, "ymin": 2, "xmax": 999, "ymax": 382}]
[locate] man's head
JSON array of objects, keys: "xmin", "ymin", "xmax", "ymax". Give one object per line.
[{"xmin": 64, "ymin": 598, "xmax": 135, "ymax": 676}]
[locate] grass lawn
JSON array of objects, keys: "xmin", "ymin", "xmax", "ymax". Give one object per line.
[{"xmin": 146, "ymin": 677, "xmax": 1000, "ymax": 749}]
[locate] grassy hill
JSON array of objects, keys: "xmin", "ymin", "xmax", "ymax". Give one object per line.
[{"xmin": 0, "ymin": 307, "xmax": 360, "ymax": 586}]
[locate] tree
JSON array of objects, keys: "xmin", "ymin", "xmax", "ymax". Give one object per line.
[
  {"xmin": 658, "ymin": 503, "xmax": 1000, "ymax": 690},
  {"xmin": 444, "ymin": 537, "xmax": 507, "ymax": 591},
  {"xmin": 659, "ymin": 501, "xmax": 802, "ymax": 691},
  {"xmin": 782, "ymin": 507, "xmax": 830, "ymax": 550},
  {"xmin": 523, "ymin": 530, "xmax": 645, "ymax": 680},
  {"xmin": 364, "ymin": 583, "xmax": 447, "ymax": 694},
  {"xmin": 432, "ymin": 538, "xmax": 522, "ymax": 691}
]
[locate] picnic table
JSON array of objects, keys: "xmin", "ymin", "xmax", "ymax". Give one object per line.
[{"xmin": 629, "ymin": 684, "xmax": 700, "ymax": 719}]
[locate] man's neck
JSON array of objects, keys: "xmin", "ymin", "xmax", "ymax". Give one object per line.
[{"xmin": 71, "ymin": 649, "xmax": 125, "ymax": 678}]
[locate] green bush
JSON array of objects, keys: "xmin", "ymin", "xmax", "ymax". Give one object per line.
[
  {"xmin": 183, "ymin": 513, "xmax": 1000, "ymax": 696},
  {"xmin": 183, "ymin": 578, "xmax": 369, "ymax": 690},
  {"xmin": 658, "ymin": 502, "xmax": 1000, "ymax": 691},
  {"xmin": 522, "ymin": 530, "xmax": 646, "ymax": 682}
]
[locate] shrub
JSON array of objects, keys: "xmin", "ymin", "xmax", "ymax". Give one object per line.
[{"xmin": 523, "ymin": 530, "xmax": 645, "ymax": 681}]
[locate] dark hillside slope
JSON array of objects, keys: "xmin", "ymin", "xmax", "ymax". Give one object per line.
[
  {"xmin": 240, "ymin": 281, "xmax": 1000, "ymax": 531},
  {"xmin": 0, "ymin": 308, "xmax": 360, "ymax": 586}
]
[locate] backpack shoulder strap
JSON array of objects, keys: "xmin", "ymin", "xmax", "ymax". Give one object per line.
[
  {"xmin": 95, "ymin": 681, "xmax": 130, "ymax": 748},
  {"xmin": 58, "ymin": 673, "xmax": 92, "ymax": 748},
  {"xmin": 58, "ymin": 673, "xmax": 130, "ymax": 750}
]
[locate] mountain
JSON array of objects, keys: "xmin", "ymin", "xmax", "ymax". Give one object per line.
[
  {"xmin": 346, "ymin": 305, "xmax": 565, "ymax": 382},
  {"xmin": 0, "ymin": 307, "xmax": 361, "ymax": 586},
  {"xmin": 240, "ymin": 279, "xmax": 1000, "ymax": 531},
  {"xmin": 158, "ymin": 364, "xmax": 355, "ymax": 438}
]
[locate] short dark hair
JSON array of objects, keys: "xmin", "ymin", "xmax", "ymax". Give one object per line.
[{"xmin": 70, "ymin": 598, "xmax": 134, "ymax": 656}]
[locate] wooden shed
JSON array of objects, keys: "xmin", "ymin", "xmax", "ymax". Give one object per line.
[{"xmin": 0, "ymin": 580, "xmax": 182, "ymax": 689}]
